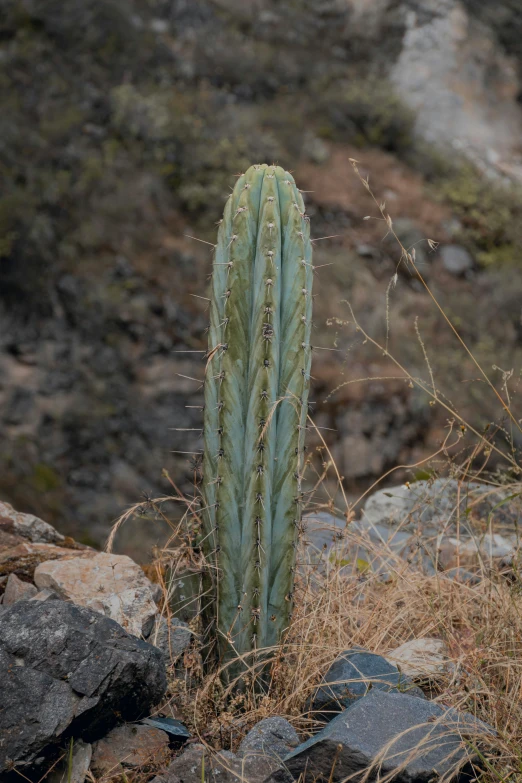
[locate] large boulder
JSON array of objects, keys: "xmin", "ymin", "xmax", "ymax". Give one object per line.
[
  {"xmin": 0, "ymin": 600, "xmax": 167, "ymax": 775},
  {"xmin": 311, "ymin": 648, "xmax": 424, "ymax": 719},
  {"xmin": 363, "ymin": 479, "xmax": 522, "ymax": 534},
  {"xmin": 272, "ymin": 690, "xmax": 495, "ymax": 783}
]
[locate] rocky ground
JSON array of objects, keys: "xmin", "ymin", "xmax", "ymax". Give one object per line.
[
  {"xmin": 2, "ymin": 0, "xmax": 522, "ymax": 557},
  {"xmin": 2, "ymin": 476, "xmax": 519, "ymax": 782}
]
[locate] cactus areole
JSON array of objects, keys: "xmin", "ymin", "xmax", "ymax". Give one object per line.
[{"xmin": 202, "ymin": 164, "xmax": 313, "ymax": 677}]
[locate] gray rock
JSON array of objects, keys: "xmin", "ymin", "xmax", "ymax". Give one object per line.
[
  {"xmin": 362, "ymin": 479, "xmax": 522, "ymax": 569},
  {"xmin": 363, "ymin": 479, "xmax": 522, "ymax": 537},
  {"xmin": 0, "ymin": 600, "xmax": 167, "ymax": 774},
  {"xmin": 147, "ymin": 614, "xmax": 192, "ymax": 662},
  {"xmin": 0, "ymin": 501, "xmax": 65, "ymax": 544},
  {"xmin": 440, "ymin": 245, "xmax": 474, "ymax": 276},
  {"xmin": 304, "ymin": 511, "xmax": 433, "ymax": 579},
  {"xmin": 311, "ymin": 649, "xmax": 425, "ymax": 719},
  {"xmin": 274, "ymin": 690, "xmax": 495, "ymax": 783},
  {"xmin": 3, "ymin": 573, "xmax": 38, "ymax": 605},
  {"xmin": 306, "ymin": 480, "xmax": 522, "ymax": 581},
  {"xmin": 46, "ymin": 740, "xmax": 92, "ymax": 783},
  {"xmin": 444, "ymin": 567, "xmax": 482, "ymax": 586},
  {"xmin": 152, "ymin": 743, "xmax": 276, "ymax": 783},
  {"xmin": 238, "ymin": 717, "xmax": 300, "ymax": 762},
  {"xmin": 356, "ymin": 244, "xmax": 379, "ymax": 259}
]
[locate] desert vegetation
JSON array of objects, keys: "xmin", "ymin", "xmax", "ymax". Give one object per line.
[{"xmin": 2, "ymin": 1, "xmax": 522, "ymax": 781}]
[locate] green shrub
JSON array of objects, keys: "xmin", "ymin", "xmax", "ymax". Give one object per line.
[
  {"xmin": 433, "ymin": 162, "xmax": 522, "ymax": 267},
  {"xmin": 318, "ymin": 76, "xmax": 415, "ymax": 154}
]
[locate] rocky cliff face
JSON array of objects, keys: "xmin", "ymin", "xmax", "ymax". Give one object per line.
[
  {"xmin": 1, "ymin": 0, "xmax": 522, "ymax": 554},
  {"xmin": 391, "ymin": 0, "xmax": 522, "ymax": 179}
]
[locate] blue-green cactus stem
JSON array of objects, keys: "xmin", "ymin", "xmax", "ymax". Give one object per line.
[{"xmin": 202, "ymin": 164, "xmax": 313, "ymax": 676}]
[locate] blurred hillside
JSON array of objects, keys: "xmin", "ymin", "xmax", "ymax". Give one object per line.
[{"xmin": 1, "ymin": 0, "xmax": 522, "ymax": 557}]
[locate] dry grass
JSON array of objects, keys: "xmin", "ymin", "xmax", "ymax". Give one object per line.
[{"xmin": 116, "ymin": 483, "xmax": 522, "ymax": 783}]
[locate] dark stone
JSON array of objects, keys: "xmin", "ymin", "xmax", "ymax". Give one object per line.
[
  {"xmin": 238, "ymin": 717, "xmax": 300, "ymax": 762},
  {"xmin": 147, "ymin": 614, "xmax": 192, "ymax": 662},
  {"xmin": 311, "ymin": 648, "xmax": 425, "ymax": 719},
  {"xmin": 0, "ymin": 600, "xmax": 167, "ymax": 774},
  {"xmin": 272, "ymin": 690, "xmax": 495, "ymax": 783},
  {"xmin": 141, "ymin": 716, "xmax": 191, "ymax": 742}
]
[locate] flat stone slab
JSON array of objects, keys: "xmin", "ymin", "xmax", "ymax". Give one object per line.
[
  {"xmin": 0, "ymin": 502, "xmax": 94, "ymax": 585},
  {"xmin": 0, "ymin": 541, "xmax": 95, "ymax": 582},
  {"xmin": 275, "ymin": 690, "xmax": 495, "ymax": 783}
]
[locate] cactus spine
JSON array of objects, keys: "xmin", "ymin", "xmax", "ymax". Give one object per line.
[{"xmin": 202, "ymin": 164, "xmax": 313, "ymax": 674}]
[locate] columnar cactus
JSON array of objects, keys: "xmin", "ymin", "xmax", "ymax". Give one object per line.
[{"xmin": 202, "ymin": 164, "xmax": 313, "ymax": 676}]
